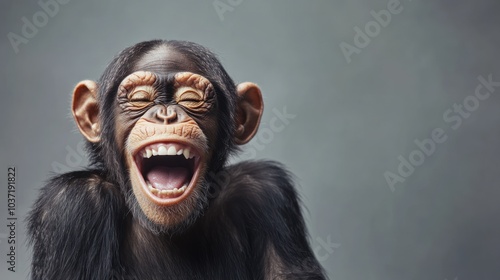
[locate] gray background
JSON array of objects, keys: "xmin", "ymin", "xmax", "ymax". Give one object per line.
[{"xmin": 1, "ymin": 0, "xmax": 499, "ymax": 279}]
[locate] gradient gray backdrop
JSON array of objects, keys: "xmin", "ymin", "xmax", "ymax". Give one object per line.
[{"xmin": 1, "ymin": 0, "xmax": 500, "ymax": 279}]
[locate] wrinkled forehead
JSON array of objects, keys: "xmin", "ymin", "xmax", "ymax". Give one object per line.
[{"xmin": 132, "ymin": 45, "xmax": 200, "ymax": 75}]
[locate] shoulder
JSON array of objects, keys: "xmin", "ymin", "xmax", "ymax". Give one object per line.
[
  {"xmin": 211, "ymin": 160, "xmax": 299, "ymax": 206},
  {"xmin": 30, "ymin": 170, "xmax": 122, "ymax": 213},
  {"xmin": 207, "ymin": 160, "xmax": 304, "ymax": 228},
  {"xmin": 27, "ymin": 169, "xmax": 124, "ymax": 236},
  {"xmin": 27, "ymin": 169, "xmax": 125, "ymax": 236}
]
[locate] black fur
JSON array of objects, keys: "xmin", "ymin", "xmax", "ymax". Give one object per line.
[{"xmin": 27, "ymin": 171, "xmax": 125, "ymax": 279}]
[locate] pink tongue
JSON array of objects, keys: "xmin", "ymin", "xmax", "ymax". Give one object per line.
[{"xmin": 146, "ymin": 166, "xmax": 189, "ymax": 190}]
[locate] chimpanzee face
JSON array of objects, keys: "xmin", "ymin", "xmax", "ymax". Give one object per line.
[{"xmin": 115, "ymin": 47, "xmax": 220, "ymax": 231}]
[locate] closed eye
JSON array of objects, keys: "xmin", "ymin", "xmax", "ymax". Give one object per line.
[{"xmin": 128, "ymin": 88, "xmax": 154, "ymax": 102}]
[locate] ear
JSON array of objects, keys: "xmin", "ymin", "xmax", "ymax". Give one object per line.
[
  {"xmin": 72, "ymin": 80, "xmax": 100, "ymax": 143},
  {"xmin": 234, "ymin": 82, "xmax": 264, "ymax": 145}
]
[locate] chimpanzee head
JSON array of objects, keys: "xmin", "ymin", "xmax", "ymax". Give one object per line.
[{"xmin": 71, "ymin": 40, "xmax": 263, "ymax": 234}]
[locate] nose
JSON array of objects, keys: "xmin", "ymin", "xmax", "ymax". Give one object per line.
[{"xmin": 156, "ymin": 105, "xmax": 178, "ymax": 124}]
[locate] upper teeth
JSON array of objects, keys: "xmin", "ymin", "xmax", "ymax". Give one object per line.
[{"xmin": 142, "ymin": 145, "xmax": 195, "ymax": 159}]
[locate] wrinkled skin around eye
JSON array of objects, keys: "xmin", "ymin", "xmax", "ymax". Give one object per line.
[{"xmin": 175, "ymin": 87, "xmax": 212, "ymax": 113}]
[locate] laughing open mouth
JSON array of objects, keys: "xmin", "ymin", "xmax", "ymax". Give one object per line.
[{"xmin": 133, "ymin": 142, "xmax": 202, "ymax": 204}]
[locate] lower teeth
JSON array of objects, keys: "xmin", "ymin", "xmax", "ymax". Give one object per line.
[{"xmin": 147, "ymin": 181, "xmax": 188, "ymax": 197}]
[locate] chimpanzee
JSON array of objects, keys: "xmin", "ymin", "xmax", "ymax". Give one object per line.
[{"xmin": 27, "ymin": 40, "xmax": 327, "ymax": 280}]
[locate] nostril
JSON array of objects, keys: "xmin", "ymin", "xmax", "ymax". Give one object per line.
[{"xmin": 167, "ymin": 106, "xmax": 175, "ymax": 117}]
